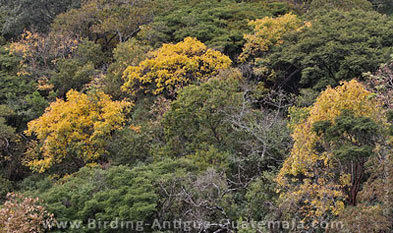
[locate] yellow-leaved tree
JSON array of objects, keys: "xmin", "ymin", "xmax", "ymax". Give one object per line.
[
  {"xmin": 25, "ymin": 90, "xmax": 131, "ymax": 173},
  {"xmin": 239, "ymin": 13, "xmax": 305, "ymax": 62},
  {"xmin": 121, "ymin": 37, "xmax": 232, "ymax": 97},
  {"xmin": 277, "ymin": 80, "xmax": 384, "ymax": 223}
]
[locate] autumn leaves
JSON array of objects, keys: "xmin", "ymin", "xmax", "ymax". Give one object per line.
[{"xmin": 23, "ymin": 36, "xmax": 232, "ymax": 173}]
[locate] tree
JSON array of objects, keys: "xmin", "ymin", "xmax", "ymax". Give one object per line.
[
  {"xmin": 330, "ymin": 104, "xmax": 393, "ymax": 232},
  {"xmin": 166, "ymin": 168, "xmax": 238, "ymax": 232},
  {"xmin": 0, "ymin": 44, "xmax": 48, "ymax": 130},
  {"xmin": 365, "ymin": 58, "xmax": 393, "ymax": 109},
  {"xmin": 122, "ymin": 37, "xmax": 232, "ymax": 98},
  {"xmin": 334, "ymin": 57, "xmax": 393, "ymax": 232},
  {"xmin": 259, "ymin": 10, "xmax": 393, "ymax": 91},
  {"xmin": 280, "ymin": 0, "xmax": 372, "ymax": 13},
  {"xmin": 161, "ymin": 69, "xmax": 292, "ymax": 188},
  {"xmin": 309, "ymin": 0, "xmax": 373, "ymax": 12},
  {"xmin": 22, "ymin": 159, "xmax": 199, "ymax": 232},
  {"xmin": 106, "ymin": 93, "xmax": 171, "ymax": 166},
  {"xmin": 335, "ymin": 142, "xmax": 393, "ymax": 232},
  {"xmin": 44, "ymin": 166, "xmax": 158, "ymax": 232},
  {"xmin": 137, "ymin": 0, "xmax": 291, "ymax": 58},
  {"xmin": 160, "ymin": 70, "xmax": 244, "ymax": 157},
  {"xmin": 9, "ymin": 32, "xmax": 106, "ymax": 99},
  {"xmin": 50, "ymin": 40, "xmax": 104, "ymax": 98},
  {"xmin": 0, "ymin": 106, "xmax": 29, "ymax": 181},
  {"xmin": 239, "ymin": 13, "xmax": 304, "ymax": 63},
  {"xmin": 0, "ymin": 45, "xmax": 34, "ymax": 103},
  {"xmin": 277, "ymin": 80, "xmax": 384, "ymax": 224},
  {"xmin": 243, "ymin": 170, "xmax": 280, "ymax": 230},
  {"xmin": 8, "ymin": 30, "xmax": 80, "ymax": 81},
  {"xmin": 0, "ymin": 45, "xmax": 44, "ymax": 181},
  {"xmin": 0, "ymin": 0, "xmax": 81, "ymax": 38},
  {"xmin": 0, "ymin": 192, "xmax": 56, "ymax": 233},
  {"xmin": 312, "ymin": 110, "xmax": 380, "ymax": 205},
  {"xmin": 0, "ymin": 175, "xmax": 12, "ymax": 202},
  {"xmin": 52, "ymin": 0, "xmax": 155, "ymax": 51},
  {"xmin": 24, "ymin": 90, "xmax": 131, "ymax": 173},
  {"xmin": 107, "ymin": 126, "xmax": 155, "ymax": 166},
  {"xmin": 100, "ymin": 39, "xmax": 152, "ymax": 100},
  {"xmin": 225, "ymin": 88, "xmax": 293, "ymax": 184}
]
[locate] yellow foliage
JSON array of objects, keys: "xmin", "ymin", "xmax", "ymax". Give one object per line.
[
  {"xmin": 277, "ymin": 80, "xmax": 382, "ymax": 220},
  {"xmin": 37, "ymin": 76, "xmax": 54, "ymax": 91},
  {"xmin": 25, "ymin": 90, "xmax": 132, "ymax": 173},
  {"xmin": 129, "ymin": 125, "xmax": 142, "ymax": 133},
  {"xmin": 8, "ymin": 30, "xmax": 79, "ymax": 77},
  {"xmin": 239, "ymin": 13, "xmax": 305, "ymax": 62},
  {"xmin": 288, "ymin": 178, "xmax": 345, "ymax": 219},
  {"xmin": 122, "ymin": 37, "xmax": 232, "ymax": 97}
]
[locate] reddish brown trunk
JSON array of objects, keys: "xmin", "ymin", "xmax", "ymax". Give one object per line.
[{"xmin": 346, "ymin": 161, "xmax": 364, "ymax": 206}]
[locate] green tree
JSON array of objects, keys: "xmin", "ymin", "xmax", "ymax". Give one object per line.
[
  {"xmin": 0, "ymin": 0, "xmax": 81, "ymax": 38},
  {"xmin": 0, "ymin": 44, "xmax": 47, "ymax": 128},
  {"xmin": 0, "ymin": 45, "xmax": 47, "ymax": 181},
  {"xmin": 0, "ymin": 46, "xmax": 34, "ymax": 103},
  {"xmin": 138, "ymin": 0, "xmax": 291, "ymax": 58},
  {"xmin": 161, "ymin": 69, "xmax": 292, "ymax": 184},
  {"xmin": 107, "ymin": 125, "xmax": 156, "ymax": 166},
  {"xmin": 259, "ymin": 10, "xmax": 393, "ymax": 91},
  {"xmin": 29, "ymin": 165, "xmax": 156, "ymax": 232},
  {"xmin": 51, "ymin": 40, "xmax": 104, "ymax": 98},
  {"xmin": 0, "ymin": 106, "xmax": 27, "ymax": 181},
  {"xmin": 312, "ymin": 110, "xmax": 381, "ymax": 205},
  {"xmin": 0, "ymin": 175, "xmax": 12, "ymax": 202},
  {"xmin": 335, "ymin": 143, "xmax": 393, "ymax": 232},
  {"xmin": 309, "ymin": 0, "xmax": 373, "ymax": 12},
  {"xmin": 101, "ymin": 39, "xmax": 151, "ymax": 100},
  {"xmin": 244, "ymin": 170, "xmax": 280, "ymax": 223},
  {"xmin": 277, "ymin": 80, "xmax": 385, "ymax": 224},
  {"xmin": 160, "ymin": 71, "xmax": 244, "ymax": 158},
  {"xmin": 23, "ymin": 159, "xmax": 199, "ymax": 232}
]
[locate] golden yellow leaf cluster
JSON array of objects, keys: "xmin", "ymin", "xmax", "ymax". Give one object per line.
[
  {"xmin": 277, "ymin": 79, "xmax": 382, "ymax": 220},
  {"xmin": 8, "ymin": 30, "xmax": 79, "ymax": 77},
  {"xmin": 239, "ymin": 13, "xmax": 304, "ymax": 62},
  {"xmin": 122, "ymin": 37, "xmax": 232, "ymax": 97},
  {"xmin": 25, "ymin": 90, "xmax": 132, "ymax": 173}
]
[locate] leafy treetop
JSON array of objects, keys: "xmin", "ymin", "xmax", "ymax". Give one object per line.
[
  {"xmin": 277, "ymin": 80, "xmax": 383, "ymax": 221},
  {"xmin": 122, "ymin": 37, "xmax": 232, "ymax": 98},
  {"xmin": 25, "ymin": 90, "xmax": 131, "ymax": 173},
  {"xmin": 239, "ymin": 13, "xmax": 304, "ymax": 63}
]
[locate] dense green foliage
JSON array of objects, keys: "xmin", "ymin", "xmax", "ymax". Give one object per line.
[
  {"xmin": 21, "ymin": 159, "xmax": 201, "ymax": 232},
  {"xmin": 161, "ymin": 73, "xmax": 244, "ymax": 157},
  {"xmin": 259, "ymin": 10, "xmax": 393, "ymax": 92},
  {"xmin": 0, "ymin": 0, "xmax": 81, "ymax": 38},
  {"xmin": 138, "ymin": 0, "xmax": 290, "ymax": 58},
  {"xmin": 309, "ymin": 0, "xmax": 373, "ymax": 12}
]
